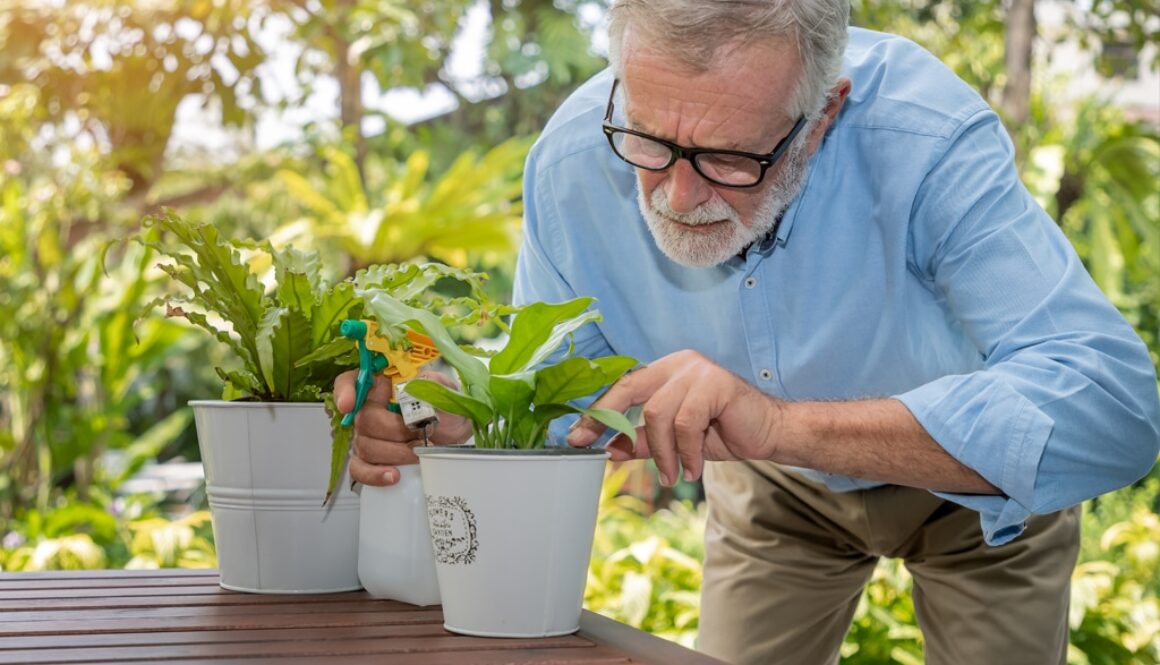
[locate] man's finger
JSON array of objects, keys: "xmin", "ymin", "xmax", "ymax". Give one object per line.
[
  {"xmin": 349, "ymin": 456, "xmax": 400, "ymax": 486},
  {"xmin": 607, "ymin": 430, "xmax": 650, "ymax": 461},
  {"xmin": 334, "ymin": 370, "xmax": 357, "ymax": 413},
  {"xmin": 640, "ymin": 375, "xmax": 697, "ymax": 486},
  {"xmin": 354, "ymin": 407, "xmax": 413, "ymax": 443},
  {"xmin": 353, "ymin": 433, "xmax": 421, "ymax": 466},
  {"xmin": 672, "ymin": 389, "xmax": 709, "ymax": 482},
  {"xmin": 335, "ymin": 372, "xmax": 394, "ymax": 414},
  {"xmin": 567, "ymin": 366, "xmax": 667, "ymax": 446}
]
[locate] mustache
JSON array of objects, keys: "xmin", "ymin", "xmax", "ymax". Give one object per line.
[{"xmin": 648, "ymin": 189, "xmax": 739, "ymax": 226}]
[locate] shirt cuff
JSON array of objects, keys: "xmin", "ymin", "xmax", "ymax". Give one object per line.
[{"xmin": 895, "ymin": 373, "xmax": 1056, "ymax": 545}]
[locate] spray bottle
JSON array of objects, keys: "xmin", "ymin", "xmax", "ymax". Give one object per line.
[{"xmin": 340, "ymin": 319, "xmax": 441, "ymax": 606}]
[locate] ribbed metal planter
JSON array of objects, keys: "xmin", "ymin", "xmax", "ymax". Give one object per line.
[{"xmin": 191, "ymin": 401, "xmax": 361, "ymax": 594}]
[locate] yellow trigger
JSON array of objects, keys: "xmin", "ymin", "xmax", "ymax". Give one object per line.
[{"xmin": 361, "ymin": 322, "xmax": 441, "ymax": 383}]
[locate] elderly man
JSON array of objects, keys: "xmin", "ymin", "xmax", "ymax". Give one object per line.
[{"xmin": 338, "ymin": 1, "xmax": 1160, "ymax": 663}]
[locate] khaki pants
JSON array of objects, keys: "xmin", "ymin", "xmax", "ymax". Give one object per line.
[{"xmin": 699, "ymin": 461, "xmax": 1080, "ymax": 665}]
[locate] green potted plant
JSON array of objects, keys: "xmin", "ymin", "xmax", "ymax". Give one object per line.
[
  {"xmin": 359, "ymin": 288, "xmax": 639, "ymax": 636},
  {"xmin": 138, "ymin": 211, "xmax": 495, "ymax": 594}
]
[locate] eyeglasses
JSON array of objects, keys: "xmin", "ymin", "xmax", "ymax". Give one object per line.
[{"xmin": 602, "ymin": 78, "xmax": 807, "ymax": 189}]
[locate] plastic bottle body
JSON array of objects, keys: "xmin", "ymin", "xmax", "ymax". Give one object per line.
[{"xmin": 357, "ymin": 464, "xmax": 441, "ymax": 605}]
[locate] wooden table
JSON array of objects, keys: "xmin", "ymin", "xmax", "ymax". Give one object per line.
[{"xmin": 0, "ymin": 569, "xmax": 726, "ymax": 664}]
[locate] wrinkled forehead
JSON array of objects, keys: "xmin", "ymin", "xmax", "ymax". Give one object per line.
[{"xmin": 617, "ymin": 34, "xmax": 800, "ymax": 146}]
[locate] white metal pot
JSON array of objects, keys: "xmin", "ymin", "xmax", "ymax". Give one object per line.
[
  {"xmin": 357, "ymin": 464, "xmax": 441, "ymax": 605},
  {"xmin": 191, "ymin": 401, "xmax": 361, "ymax": 594},
  {"xmin": 414, "ymin": 446, "xmax": 608, "ymax": 637}
]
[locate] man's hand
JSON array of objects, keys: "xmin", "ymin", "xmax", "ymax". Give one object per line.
[
  {"xmin": 565, "ymin": 350, "xmax": 783, "ymax": 486},
  {"xmin": 334, "ymin": 370, "xmax": 472, "ymax": 486}
]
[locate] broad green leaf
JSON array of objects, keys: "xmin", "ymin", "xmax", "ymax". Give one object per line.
[
  {"xmin": 273, "ymin": 246, "xmax": 320, "ymax": 314},
  {"xmin": 533, "ymin": 355, "xmax": 638, "ymax": 405},
  {"xmin": 140, "ymin": 212, "xmax": 265, "ymax": 373},
  {"xmin": 256, "ymin": 307, "xmax": 286, "ymax": 397},
  {"xmin": 402, "ymin": 379, "xmax": 494, "ymax": 426},
  {"xmin": 577, "ymin": 406, "xmax": 638, "ymax": 444},
  {"xmin": 215, "ymin": 367, "xmax": 265, "ymax": 399},
  {"xmin": 489, "ymin": 298, "xmax": 595, "ymax": 374},
  {"xmin": 490, "ymin": 373, "xmax": 535, "ymax": 419},
  {"xmin": 592, "ymin": 356, "xmax": 639, "ymax": 384},
  {"xmin": 255, "ymin": 306, "xmax": 312, "ymax": 401},
  {"xmin": 295, "ymin": 337, "xmax": 353, "ymax": 368},
  {"xmin": 359, "ymin": 290, "xmax": 489, "ymax": 393},
  {"xmin": 523, "ymin": 309, "xmax": 603, "ymax": 373},
  {"xmin": 324, "ymin": 392, "xmax": 351, "ymax": 504},
  {"xmin": 525, "ymin": 403, "xmax": 581, "ymax": 447},
  {"xmin": 489, "ymin": 374, "xmax": 536, "ymax": 448},
  {"xmin": 310, "ymin": 281, "xmax": 358, "ymax": 348}
]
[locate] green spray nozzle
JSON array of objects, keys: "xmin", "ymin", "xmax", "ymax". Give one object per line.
[{"xmin": 341, "ymin": 319, "xmax": 388, "ymax": 427}]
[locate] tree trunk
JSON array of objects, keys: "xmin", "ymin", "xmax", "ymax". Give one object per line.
[
  {"xmin": 332, "ymin": 0, "xmax": 366, "ymax": 186},
  {"xmin": 1002, "ymin": 0, "xmax": 1037, "ymax": 136}
]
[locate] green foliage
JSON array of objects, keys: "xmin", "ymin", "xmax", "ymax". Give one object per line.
[
  {"xmin": 0, "ymin": 1, "xmax": 267, "ymax": 194},
  {"xmin": 586, "ymin": 465, "xmax": 706, "ymax": 648},
  {"xmin": 1063, "ymin": 0, "xmax": 1160, "ymax": 75},
  {"xmin": 138, "ymin": 210, "xmax": 503, "ymax": 500},
  {"xmin": 1069, "ymin": 473, "xmax": 1160, "ymax": 664},
  {"xmin": 842, "ymin": 560, "xmax": 924, "ymax": 664},
  {"xmin": 122, "ymin": 511, "xmax": 216, "ymax": 570},
  {"xmin": 137, "ymin": 210, "xmax": 497, "ymax": 403},
  {"xmin": 1035, "ymin": 102, "xmax": 1160, "ymax": 369},
  {"xmin": 0, "ymin": 176, "xmax": 199, "ymax": 521},
  {"xmin": 360, "ymin": 291, "xmax": 638, "ymax": 449},
  {"xmin": 852, "ymin": 0, "xmax": 1006, "ymax": 102},
  {"xmin": 277, "ymin": 137, "xmax": 532, "ymax": 270},
  {"xmin": 1, "ymin": 492, "xmax": 216, "ymax": 572}
]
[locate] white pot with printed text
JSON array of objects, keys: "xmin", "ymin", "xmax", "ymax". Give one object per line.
[
  {"xmin": 414, "ymin": 446, "xmax": 608, "ymax": 638},
  {"xmin": 192, "ymin": 401, "xmax": 361, "ymax": 594}
]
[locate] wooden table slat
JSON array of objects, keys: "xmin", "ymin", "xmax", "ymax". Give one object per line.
[
  {"xmin": 0, "ymin": 570, "xmax": 726, "ymax": 665},
  {"xmin": 4, "ymin": 599, "xmax": 426, "ymax": 623},
  {"xmin": 0, "ymin": 589, "xmax": 380, "ymax": 611},
  {"xmin": 0, "ymin": 576, "xmax": 221, "ymax": 591},
  {"xmin": 0, "ymin": 623, "xmax": 449, "ymax": 651},
  {"xmin": 0, "ymin": 633, "xmax": 594, "ymax": 664},
  {"xmin": 1, "ymin": 584, "xmax": 239, "ymax": 600},
  {"xmin": 0, "ymin": 569, "xmax": 217, "ymax": 582},
  {"xmin": 113, "ymin": 645, "xmax": 637, "ymax": 665},
  {"xmin": 0, "ymin": 609, "xmax": 443, "ymax": 637}
]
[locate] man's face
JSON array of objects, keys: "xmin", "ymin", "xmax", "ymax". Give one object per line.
[{"xmin": 619, "ymin": 37, "xmax": 814, "ymax": 267}]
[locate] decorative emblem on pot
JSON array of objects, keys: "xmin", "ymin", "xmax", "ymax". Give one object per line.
[{"xmin": 426, "ymin": 495, "xmax": 479, "ymax": 565}]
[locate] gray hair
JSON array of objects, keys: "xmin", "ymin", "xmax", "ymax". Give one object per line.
[{"xmin": 607, "ymin": 0, "xmax": 849, "ymax": 119}]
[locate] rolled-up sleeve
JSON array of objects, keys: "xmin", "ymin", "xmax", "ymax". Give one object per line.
[{"xmin": 895, "ymin": 110, "xmax": 1160, "ymax": 545}]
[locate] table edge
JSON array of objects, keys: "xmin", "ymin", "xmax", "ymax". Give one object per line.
[{"xmin": 579, "ymin": 610, "xmax": 727, "ymax": 665}]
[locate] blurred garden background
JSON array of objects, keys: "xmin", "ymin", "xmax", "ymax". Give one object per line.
[{"xmin": 0, "ymin": 1, "xmax": 1157, "ymax": 663}]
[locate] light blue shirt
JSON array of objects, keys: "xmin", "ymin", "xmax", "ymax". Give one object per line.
[{"xmin": 512, "ymin": 28, "xmax": 1160, "ymax": 545}]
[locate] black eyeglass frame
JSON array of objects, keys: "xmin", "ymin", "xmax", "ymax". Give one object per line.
[{"xmin": 601, "ymin": 78, "xmax": 807, "ymax": 189}]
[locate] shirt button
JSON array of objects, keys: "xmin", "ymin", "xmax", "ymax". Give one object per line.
[
  {"xmin": 759, "ymin": 369, "xmax": 773, "ymax": 381},
  {"xmin": 744, "ymin": 277, "xmax": 757, "ymax": 289}
]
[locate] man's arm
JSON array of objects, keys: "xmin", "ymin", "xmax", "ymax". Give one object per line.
[
  {"xmin": 566, "ymin": 349, "xmax": 998, "ymax": 495},
  {"xmin": 777, "ymin": 398, "xmax": 999, "ymax": 494}
]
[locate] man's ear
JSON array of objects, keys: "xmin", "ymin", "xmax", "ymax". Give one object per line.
[{"xmin": 805, "ymin": 77, "xmax": 852, "ymax": 154}]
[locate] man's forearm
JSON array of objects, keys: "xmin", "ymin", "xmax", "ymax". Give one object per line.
[{"xmin": 770, "ymin": 398, "xmax": 1001, "ymax": 495}]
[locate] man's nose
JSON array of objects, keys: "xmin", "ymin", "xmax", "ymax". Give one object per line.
[{"xmin": 662, "ymin": 159, "xmax": 712, "ymax": 213}]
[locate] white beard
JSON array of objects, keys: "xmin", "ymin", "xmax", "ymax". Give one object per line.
[{"xmin": 637, "ymin": 135, "xmax": 813, "ymax": 268}]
